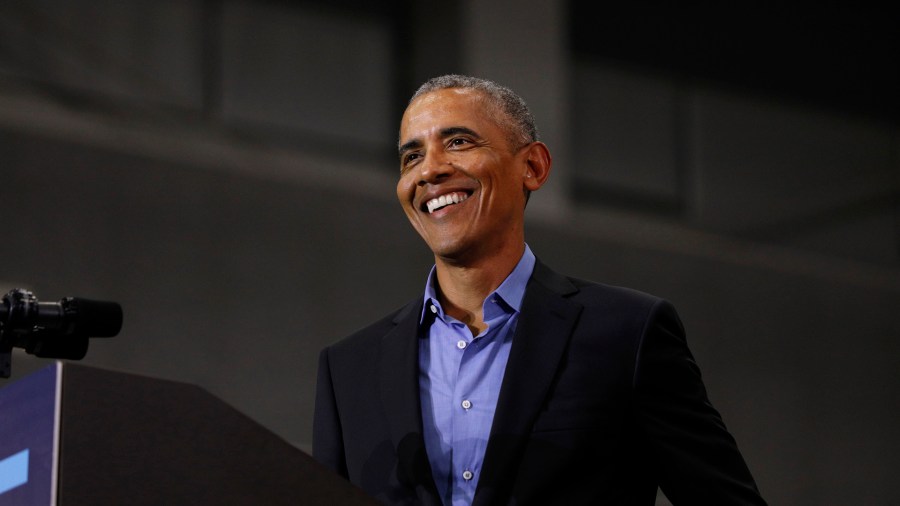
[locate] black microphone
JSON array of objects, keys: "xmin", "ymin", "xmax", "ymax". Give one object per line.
[
  {"xmin": 31, "ymin": 295, "xmax": 123, "ymax": 338},
  {"xmin": 1, "ymin": 288, "xmax": 123, "ymax": 378}
]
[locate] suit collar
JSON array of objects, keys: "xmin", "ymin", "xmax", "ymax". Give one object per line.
[
  {"xmin": 380, "ymin": 298, "xmax": 422, "ymax": 448},
  {"xmin": 476, "ymin": 260, "xmax": 583, "ymax": 503},
  {"xmin": 378, "ymin": 298, "xmax": 442, "ymax": 504}
]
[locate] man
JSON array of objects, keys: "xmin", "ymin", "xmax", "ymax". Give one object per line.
[{"xmin": 313, "ymin": 74, "xmax": 766, "ymax": 505}]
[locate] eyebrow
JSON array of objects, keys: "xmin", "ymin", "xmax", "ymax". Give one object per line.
[{"xmin": 398, "ymin": 126, "xmax": 481, "ymax": 157}]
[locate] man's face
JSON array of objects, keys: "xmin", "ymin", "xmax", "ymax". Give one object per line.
[{"xmin": 396, "ymin": 88, "xmax": 531, "ymax": 264}]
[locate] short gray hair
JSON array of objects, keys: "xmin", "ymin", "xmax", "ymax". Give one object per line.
[{"xmin": 409, "ymin": 74, "xmax": 538, "ymax": 149}]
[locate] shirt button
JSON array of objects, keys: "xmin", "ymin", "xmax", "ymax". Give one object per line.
[
  {"xmin": 430, "ymin": 304, "xmax": 437, "ymax": 314},
  {"xmin": 457, "ymin": 340, "xmax": 467, "ymax": 349},
  {"xmin": 461, "ymin": 399, "xmax": 472, "ymax": 410},
  {"xmin": 462, "ymin": 470, "xmax": 474, "ymax": 481}
]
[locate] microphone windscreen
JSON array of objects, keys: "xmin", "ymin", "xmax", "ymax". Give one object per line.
[{"xmin": 68, "ymin": 298, "xmax": 123, "ymax": 337}]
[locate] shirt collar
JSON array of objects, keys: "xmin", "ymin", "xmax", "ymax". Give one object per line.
[{"xmin": 420, "ymin": 244, "xmax": 536, "ymax": 324}]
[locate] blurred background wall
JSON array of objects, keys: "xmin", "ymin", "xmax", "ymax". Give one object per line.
[{"xmin": 1, "ymin": 1, "xmax": 897, "ymax": 504}]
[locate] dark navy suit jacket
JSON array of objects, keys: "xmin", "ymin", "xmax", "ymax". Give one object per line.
[{"xmin": 313, "ymin": 260, "xmax": 766, "ymax": 505}]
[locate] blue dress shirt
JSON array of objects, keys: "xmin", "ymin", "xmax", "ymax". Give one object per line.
[{"xmin": 418, "ymin": 244, "xmax": 536, "ymax": 506}]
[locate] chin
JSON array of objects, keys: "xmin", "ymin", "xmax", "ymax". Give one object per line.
[
  {"xmin": 429, "ymin": 243, "xmax": 465, "ymax": 259},
  {"xmin": 424, "ymin": 238, "xmax": 468, "ymax": 260}
]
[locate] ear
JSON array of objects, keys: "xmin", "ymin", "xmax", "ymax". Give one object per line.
[{"xmin": 522, "ymin": 141, "xmax": 552, "ymax": 191}]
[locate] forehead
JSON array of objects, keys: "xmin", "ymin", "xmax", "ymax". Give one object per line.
[{"xmin": 399, "ymin": 88, "xmax": 502, "ymax": 141}]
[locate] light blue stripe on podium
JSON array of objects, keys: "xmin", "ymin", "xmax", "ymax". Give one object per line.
[{"xmin": 0, "ymin": 449, "xmax": 29, "ymax": 495}]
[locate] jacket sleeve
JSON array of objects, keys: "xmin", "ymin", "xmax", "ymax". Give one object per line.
[{"xmin": 632, "ymin": 299, "xmax": 767, "ymax": 505}]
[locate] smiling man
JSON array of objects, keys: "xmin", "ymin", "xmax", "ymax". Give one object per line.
[{"xmin": 312, "ymin": 75, "xmax": 767, "ymax": 506}]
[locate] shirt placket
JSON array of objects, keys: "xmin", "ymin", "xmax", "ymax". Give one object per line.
[{"xmin": 450, "ymin": 323, "xmax": 478, "ymax": 504}]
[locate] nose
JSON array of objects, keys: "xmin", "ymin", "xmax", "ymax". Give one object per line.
[{"xmin": 417, "ymin": 151, "xmax": 455, "ymax": 187}]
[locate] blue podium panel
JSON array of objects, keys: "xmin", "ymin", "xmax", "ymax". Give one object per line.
[{"xmin": 0, "ymin": 362, "xmax": 60, "ymax": 506}]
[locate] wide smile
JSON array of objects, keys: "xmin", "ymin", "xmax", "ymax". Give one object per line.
[{"xmin": 423, "ymin": 191, "xmax": 471, "ymax": 214}]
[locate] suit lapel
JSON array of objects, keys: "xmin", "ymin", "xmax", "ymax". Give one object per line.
[
  {"xmin": 476, "ymin": 261, "xmax": 583, "ymax": 503},
  {"xmin": 378, "ymin": 299, "xmax": 442, "ymax": 504}
]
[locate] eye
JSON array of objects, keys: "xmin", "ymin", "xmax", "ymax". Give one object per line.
[
  {"xmin": 448, "ymin": 137, "xmax": 472, "ymax": 148},
  {"xmin": 400, "ymin": 152, "xmax": 421, "ymax": 171}
]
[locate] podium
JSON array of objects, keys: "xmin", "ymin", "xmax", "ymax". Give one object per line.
[{"xmin": 0, "ymin": 362, "xmax": 380, "ymax": 505}]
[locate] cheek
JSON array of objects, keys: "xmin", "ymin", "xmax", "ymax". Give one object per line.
[{"xmin": 396, "ymin": 175, "xmax": 416, "ymax": 207}]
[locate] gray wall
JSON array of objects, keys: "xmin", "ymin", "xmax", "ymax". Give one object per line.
[{"xmin": 1, "ymin": 1, "xmax": 898, "ymax": 504}]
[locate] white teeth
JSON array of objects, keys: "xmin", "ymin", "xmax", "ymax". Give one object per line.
[{"xmin": 426, "ymin": 192, "xmax": 469, "ymax": 213}]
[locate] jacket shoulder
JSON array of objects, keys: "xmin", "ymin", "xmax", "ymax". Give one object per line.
[
  {"xmin": 533, "ymin": 259, "xmax": 667, "ymax": 312},
  {"xmin": 325, "ymin": 298, "xmax": 420, "ymax": 354}
]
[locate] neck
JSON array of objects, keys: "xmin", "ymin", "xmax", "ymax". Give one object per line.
[{"xmin": 433, "ymin": 242, "xmax": 525, "ymax": 335}]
